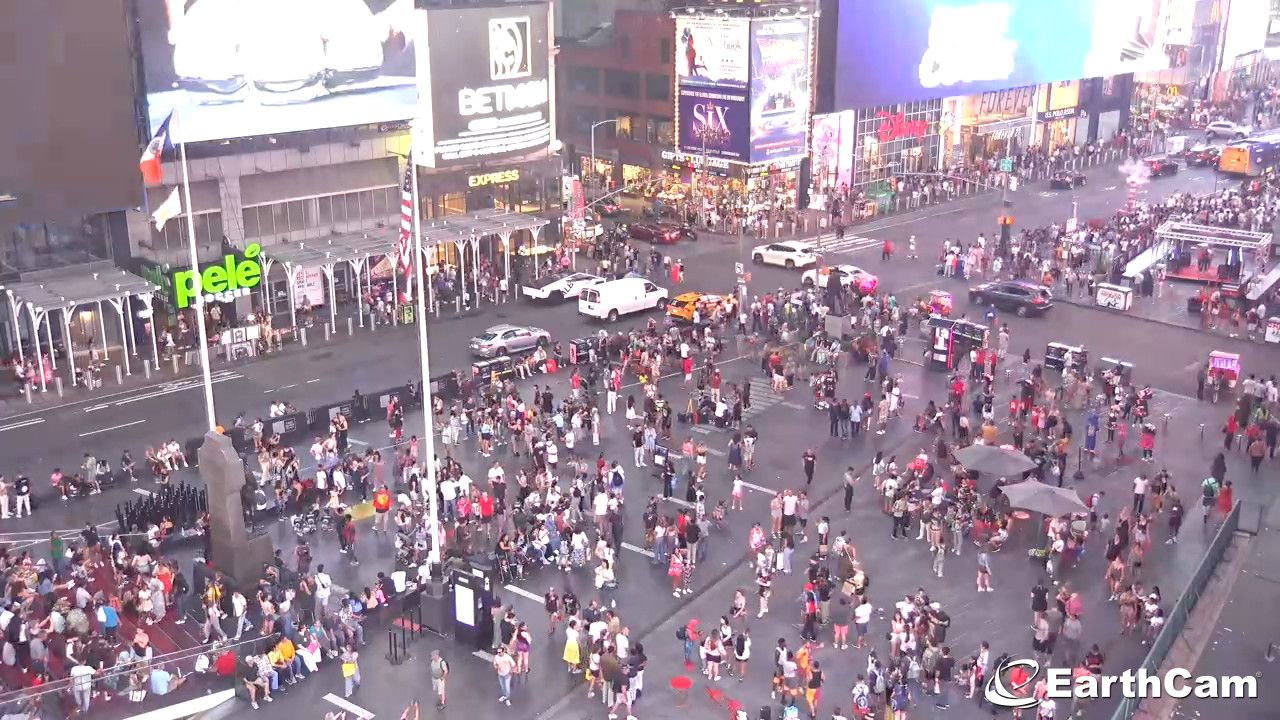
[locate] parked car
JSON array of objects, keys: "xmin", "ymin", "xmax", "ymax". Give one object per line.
[
  {"xmin": 751, "ymin": 240, "xmax": 820, "ymax": 269},
  {"xmin": 1205, "ymin": 120, "xmax": 1251, "ymax": 140},
  {"xmin": 578, "ymin": 277, "xmax": 669, "ymax": 321},
  {"xmin": 1048, "ymin": 170, "xmax": 1087, "ymax": 189},
  {"xmin": 469, "ymin": 323, "xmax": 551, "ymax": 357},
  {"xmin": 1184, "ymin": 144, "xmax": 1221, "ymax": 167},
  {"xmin": 968, "ymin": 280, "xmax": 1054, "ymax": 317},
  {"xmin": 628, "ymin": 222, "xmax": 683, "ymax": 245},
  {"xmin": 801, "ymin": 264, "xmax": 879, "ymax": 294},
  {"xmin": 520, "ymin": 272, "xmax": 605, "ymax": 301}
]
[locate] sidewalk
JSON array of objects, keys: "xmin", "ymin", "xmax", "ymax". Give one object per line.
[{"xmin": 1053, "ymin": 278, "xmax": 1276, "ymax": 344}]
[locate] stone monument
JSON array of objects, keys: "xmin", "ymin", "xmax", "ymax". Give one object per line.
[{"xmin": 199, "ymin": 429, "xmax": 274, "ymax": 587}]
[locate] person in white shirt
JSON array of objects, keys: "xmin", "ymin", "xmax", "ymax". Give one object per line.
[
  {"xmin": 314, "ymin": 566, "xmax": 332, "ymax": 609},
  {"xmin": 1132, "ymin": 474, "xmax": 1148, "ymax": 514}
]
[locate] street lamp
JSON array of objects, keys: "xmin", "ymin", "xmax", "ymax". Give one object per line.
[{"xmin": 589, "ymin": 119, "xmax": 619, "ymax": 189}]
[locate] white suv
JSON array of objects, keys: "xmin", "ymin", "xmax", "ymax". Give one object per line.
[{"xmin": 1205, "ymin": 120, "xmax": 1251, "ymax": 140}]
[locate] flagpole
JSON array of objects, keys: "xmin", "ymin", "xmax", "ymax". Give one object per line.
[
  {"xmin": 177, "ymin": 116, "xmax": 218, "ymax": 432},
  {"xmin": 409, "ymin": 149, "xmax": 442, "ymax": 567}
]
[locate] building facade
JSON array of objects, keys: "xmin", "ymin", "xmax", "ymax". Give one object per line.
[{"xmin": 557, "ymin": 8, "xmax": 677, "ymax": 191}]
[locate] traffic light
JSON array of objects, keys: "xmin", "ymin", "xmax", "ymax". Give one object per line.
[{"xmin": 999, "ymin": 215, "xmax": 1013, "ymax": 247}]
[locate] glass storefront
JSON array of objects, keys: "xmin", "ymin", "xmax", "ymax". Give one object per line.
[{"xmin": 851, "ymin": 99, "xmax": 943, "ymax": 186}]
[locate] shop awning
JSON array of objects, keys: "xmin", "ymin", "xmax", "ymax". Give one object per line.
[
  {"xmin": 240, "ymin": 158, "xmax": 400, "ymax": 207},
  {"xmin": 0, "ymin": 262, "xmax": 156, "ymax": 313}
]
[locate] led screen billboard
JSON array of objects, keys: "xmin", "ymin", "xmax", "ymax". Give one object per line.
[
  {"xmin": 834, "ymin": 0, "xmax": 1186, "ymax": 110},
  {"xmin": 675, "ymin": 16, "xmax": 750, "ymax": 89},
  {"xmin": 137, "ymin": 0, "xmax": 418, "ymax": 143},
  {"xmin": 419, "ymin": 4, "xmax": 552, "ymax": 167},
  {"xmin": 678, "ymin": 87, "xmax": 751, "ymax": 163},
  {"xmin": 749, "ymin": 18, "xmax": 812, "ymax": 163},
  {"xmin": 1220, "ymin": 0, "xmax": 1270, "ymax": 68}
]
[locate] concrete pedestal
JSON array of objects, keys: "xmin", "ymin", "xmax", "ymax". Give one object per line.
[{"xmin": 198, "ymin": 430, "xmax": 274, "ymax": 588}]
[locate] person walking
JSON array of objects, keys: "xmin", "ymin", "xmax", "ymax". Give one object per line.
[
  {"xmin": 340, "ymin": 644, "xmax": 361, "ymax": 698},
  {"xmin": 430, "ymin": 650, "xmax": 449, "ymax": 709},
  {"xmin": 493, "ymin": 646, "xmax": 515, "ymax": 706}
]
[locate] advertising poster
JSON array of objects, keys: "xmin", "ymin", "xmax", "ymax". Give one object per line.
[
  {"xmin": 422, "ymin": 4, "xmax": 553, "ymax": 167},
  {"xmin": 137, "ymin": 0, "xmax": 418, "ymax": 143},
  {"xmin": 810, "ymin": 112, "xmax": 855, "ymax": 190},
  {"xmin": 834, "ymin": 0, "xmax": 1184, "ymax": 110},
  {"xmin": 294, "ymin": 267, "xmax": 327, "ymax": 308},
  {"xmin": 675, "ymin": 16, "xmax": 750, "ymax": 89},
  {"xmin": 678, "ymin": 88, "xmax": 750, "ymax": 162},
  {"xmin": 1220, "ymin": 0, "xmax": 1270, "ymax": 68},
  {"xmin": 749, "ymin": 18, "xmax": 812, "ymax": 163}
]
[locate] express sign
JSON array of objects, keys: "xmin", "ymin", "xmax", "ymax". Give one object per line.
[{"xmin": 172, "ymin": 243, "xmax": 262, "ymax": 309}]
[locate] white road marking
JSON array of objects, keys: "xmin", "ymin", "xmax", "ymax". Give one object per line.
[
  {"xmin": 79, "ymin": 419, "xmax": 146, "ymax": 437},
  {"xmin": 322, "ymin": 693, "xmax": 376, "ymax": 720},
  {"xmin": 502, "ymin": 584, "xmax": 543, "ymax": 603},
  {"xmin": 663, "ymin": 497, "xmax": 695, "ymax": 508},
  {"xmin": 348, "ymin": 438, "xmax": 370, "ymax": 446},
  {"xmin": 281, "ymin": 384, "xmax": 297, "ymax": 390},
  {"xmin": 307, "ymin": 378, "xmax": 321, "ymax": 384},
  {"xmin": 781, "ymin": 401, "xmax": 806, "ymax": 410},
  {"xmin": 115, "ymin": 373, "xmax": 242, "ymax": 406},
  {"xmin": 133, "ymin": 488, "xmax": 154, "ymax": 497},
  {"xmin": 739, "ymin": 480, "xmax": 774, "ymax": 494},
  {"xmin": 621, "ymin": 542, "xmax": 656, "ymax": 558},
  {"xmin": 0, "ymin": 418, "xmax": 45, "ymax": 433},
  {"xmin": 84, "ymin": 404, "xmax": 109, "ymax": 413},
  {"xmin": 692, "ymin": 426, "xmax": 711, "ymax": 434}
]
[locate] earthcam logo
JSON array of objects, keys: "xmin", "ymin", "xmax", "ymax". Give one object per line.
[{"xmin": 984, "ymin": 658, "xmax": 1258, "ymax": 709}]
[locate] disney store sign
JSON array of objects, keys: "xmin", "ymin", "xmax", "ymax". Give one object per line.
[{"xmin": 875, "ymin": 111, "xmax": 932, "ymax": 142}]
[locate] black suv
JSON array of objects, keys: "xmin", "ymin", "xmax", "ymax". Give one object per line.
[{"xmin": 968, "ymin": 281, "xmax": 1054, "ymax": 317}]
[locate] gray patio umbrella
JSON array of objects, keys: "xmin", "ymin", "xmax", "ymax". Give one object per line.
[
  {"xmin": 1001, "ymin": 479, "xmax": 1090, "ymax": 517},
  {"xmin": 953, "ymin": 443, "xmax": 1036, "ymax": 476}
]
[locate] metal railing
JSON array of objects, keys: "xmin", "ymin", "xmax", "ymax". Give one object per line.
[{"xmin": 1108, "ymin": 500, "xmax": 1243, "ymax": 720}]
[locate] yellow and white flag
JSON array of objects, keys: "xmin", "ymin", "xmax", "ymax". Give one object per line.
[{"xmin": 151, "ymin": 187, "xmax": 182, "ymax": 231}]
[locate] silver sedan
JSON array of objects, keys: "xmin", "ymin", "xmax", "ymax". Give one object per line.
[{"xmin": 468, "ymin": 324, "xmax": 551, "ymax": 357}]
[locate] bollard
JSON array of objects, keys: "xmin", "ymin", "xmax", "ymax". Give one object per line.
[
  {"xmin": 1199, "ymin": 423, "xmax": 1205, "ymax": 441},
  {"xmin": 115, "ymin": 365, "xmax": 124, "ymax": 385},
  {"xmin": 300, "ymin": 327, "xmax": 308, "ymax": 347},
  {"xmin": 54, "ymin": 376, "xmax": 64, "ymax": 397},
  {"xmin": 1004, "ymin": 368, "xmax": 1012, "ymax": 385},
  {"xmin": 347, "ymin": 317, "xmax": 354, "ymax": 336},
  {"xmin": 324, "ymin": 324, "xmax": 331, "ymax": 342},
  {"xmin": 1162, "ymin": 413, "xmax": 1170, "ymax": 434},
  {"xmin": 144, "ymin": 360, "xmax": 151, "ymax": 379},
  {"xmin": 455, "ymin": 297, "xmax": 461, "ymax": 313},
  {"xmin": 171, "ymin": 354, "xmax": 179, "ymax": 374},
  {"xmin": 23, "ymin": 383, "xmax": 32, "ymax": 404}
]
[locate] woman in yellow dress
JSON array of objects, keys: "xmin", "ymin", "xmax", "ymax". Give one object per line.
[{"xmin": 562, "ymin": 618, "xmax": 582, "ymax": 673}]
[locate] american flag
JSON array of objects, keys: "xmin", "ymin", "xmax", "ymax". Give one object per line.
[{"xmin": 396, "ymin": 156, "xmax": 415, "ymax": 301}]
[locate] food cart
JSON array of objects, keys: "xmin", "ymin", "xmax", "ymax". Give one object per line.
[{"xmin": 1208, "ymin": 350, "xmax": 1241, "ymax": 389}]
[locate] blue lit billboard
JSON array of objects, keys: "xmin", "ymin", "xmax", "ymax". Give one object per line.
[
  {"xmin": 834, "ymin": 0, "xmax": 1186, "ymax": 110},
  {"xmin": 749, "ymin": 18, "xmax": 812, "ymax": 163},
  {"xmin": 678, "ymin": 87, "xmax": 751, "ymax": 163}
]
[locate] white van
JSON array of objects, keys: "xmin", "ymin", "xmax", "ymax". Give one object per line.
[{"xmin": 578, "ymin": 276, "xmax": 668, "ymax": 321}]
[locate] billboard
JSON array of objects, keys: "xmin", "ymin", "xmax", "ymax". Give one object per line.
[
  {"xmin": 420, "ymin": 4, "xmax": 552, "ymax": 167},
  {"xmin": 811, "ymin": 111, "xmax": 856, "ymax": 190},
  {"xmin": 678, "ymin": 87, "xmax": 751, "ymax": 162},
  {"xmin": 137, "ymin": 0, "xmax": 418, "ymax": 143},
  {"xmin": 675, "ymin": 16, "xmax": 750, "ymax": 89},
  {"xmin": 834, "ymin": 0, "xmax": 1186, "ymax": 110},
  {"xmin": 749, "ymin": 18, "xmax": 813, "ymax": 163},
  {"xmin": 1220, "ymin": 0, "xmax": 1270, "ymax": 68}
]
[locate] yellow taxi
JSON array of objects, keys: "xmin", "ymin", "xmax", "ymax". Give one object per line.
[{"xmin": 666, "ymin": 292, "xmax": 727, "ymax": 322}]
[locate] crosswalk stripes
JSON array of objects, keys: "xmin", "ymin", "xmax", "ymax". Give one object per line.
[
  {"xmin": 741, "ymin": 377, "xmax": 790, "ymax": 423},
  {"xmin": 812, "ymin": 234, "xmax": 881, "ymax": 256}
]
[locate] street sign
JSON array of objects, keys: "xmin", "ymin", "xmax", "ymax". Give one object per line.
[
  {"xmin": 734, "ymin": 262, "xmax": 744, "ymax": 276},
  {"xmin": 1065, "ymin": 217, "xmax": 1078, "ymax": 233},
  {"xmin": 999, "ymin": 158, "xmax": 1013, "ymax": 173}
]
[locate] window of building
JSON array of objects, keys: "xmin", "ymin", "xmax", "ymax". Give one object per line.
[
  {"xmin": 656, "ymin": 119, "xmax": 675, "ymax": 146},
  {"xmin": 620, "ymin": 35, "xmax": 631, "ymax": 60},
  {"xmin": 1102, "ymin": 76, "xmax": 1118, "ymax": 98},
  {"xmin": 604, "ymin": 70, "xmax": 640, "ymax": 98},
  {"xmin": 659, "ymin": 38, "xmax": 672, "ymax": 65},
  {"xmin": 567, "ymin": 66, "xmax": 600, "ymax": 95},
  {"xmin": 615, "ymin": 114, "xmax": 636, "ymax": 140},
  {"xmin": 150, "ymin": 212, "xmax": 223, "ymax": 252},
  {"xmin": 569, "ymin": 106, "xmax": 599, "ymax": 135},
  {"xmin": 645, "ymin": 74, "xmax": 670, "ymax": 102}
]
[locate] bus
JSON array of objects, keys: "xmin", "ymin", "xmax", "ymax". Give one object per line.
[{"xmin": 1217, "ymin": 134, "xmax": 1280, "ymax": 176}]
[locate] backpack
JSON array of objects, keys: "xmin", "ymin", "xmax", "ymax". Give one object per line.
[{"xmin": 675, "ymin": 626, "xmax": 687, "ymax": 641}]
